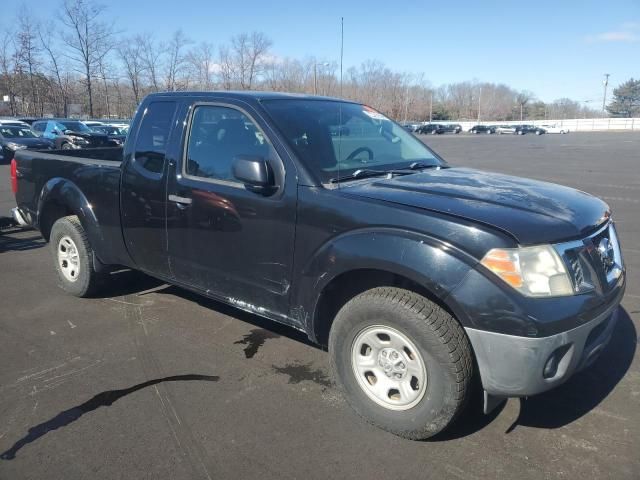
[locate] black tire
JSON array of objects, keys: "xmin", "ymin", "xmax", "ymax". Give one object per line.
[
  {"xmin": 329, "ymin": 287, "xmax": 473, "ymax": 440},
  {"xmin": 61, "ymin": 142, "xmax": 72, "ymax": 150},
  {"xmin": 50, "ymin": 215, "xmax": 106, "ymax": 297}
]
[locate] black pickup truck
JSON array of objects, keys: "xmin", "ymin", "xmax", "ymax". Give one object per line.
[{"xmin": 11, "ymin": 92, "xmax": 625, "ymax": 439}]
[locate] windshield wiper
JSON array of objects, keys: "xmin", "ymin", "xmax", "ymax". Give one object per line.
[
  {"xmin": 329, "ymin": 168, "xmax": 410, "ymax": 184},
  {"xmin": 402, "ymin": 162, "xmax": 443, "ymax": 170}
]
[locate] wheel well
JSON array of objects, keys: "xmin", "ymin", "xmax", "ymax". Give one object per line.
[
  {"xmin": 39, "ymin": 202, "xmax": 73, "ymax": 241},
  {"xmin": 313, "ymin": 268, "xmax": 455, "ymax": 347}
]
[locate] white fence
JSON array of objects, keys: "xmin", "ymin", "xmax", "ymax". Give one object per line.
[{"xmin": 451, "ymin": 117, "xmax": 640, "ymax": 132}]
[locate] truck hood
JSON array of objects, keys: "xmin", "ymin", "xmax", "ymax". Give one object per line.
[{"xmin": 344, "ymin": 167, "xmax": 609, "ymax": 245}]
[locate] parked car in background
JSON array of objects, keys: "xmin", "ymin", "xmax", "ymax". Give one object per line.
[
  {"xmin": 496, "ymin": 125, "xmax": 517, "ymax": 134},
  {"xmin": 17, "ymin": 117, "xmax": 39, "ymax": 125},
  {"xmin": 32, "ymin": 119, "xmax": 110, "ymax": 149},
  {"xmin": 540, "ymin": 124, "xmax": 569, "ymax": 134},
  {"xmin": 515, "ymin": 125, "xmax": 545, "ymax": 135},
  {"xmin": 401, "ymin": 122, "xmax": 421, "ymax": 132},
  {"xmin": 83, "ymin": 121, "xmax": 106, "ymax": 130},
  {"xmin": 468, "ymin": 125, "xmax": 496, "ymax": 134},
  {"xmin": 90, "ymin": 124, "xmax": 127, "ymax": 146},
  {"xmin": 417, "ymin": 123, "xmax": 445, "ymax": 134},
  {"xmin": 0, "ymin": 119, "xmax": 31, "ymax": 127},
  {"xmin": 0, "ymin": 124, "xmax": 53, "ymax": 163},
  {"xmin": 441, "ymin": 123, "xmax": 462, "ymax": 134}
]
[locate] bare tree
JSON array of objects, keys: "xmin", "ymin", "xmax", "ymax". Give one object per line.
[
  {"xmin": 15, "ymin": 7, "xmax": 42, "ymax": 115},
  {"xmin": 164, "ymin": 29, "xmax": 191, "ymax": 91},
  {"xmin": 217, "ymin": 45, "xmax": 233, "ymax": 90},
  {"xmin": 59, "ymin": 0, "xmax": 115, "ymax": 116},
  {"xmin": 140, "ymin": 34, "xmax": 163, "ymax": 92},
  {"xmin": 0, "ymin": 32, "xmax": 19, "ymax": 115},
  {"xmin": 118, "ymin": 37, "xmax": 145, "ymax": 104},
  {"xmin": 39, "ymin": 23, "xmax": 72, "ymax": 116},
  {"xmin": 187, "ymin": 41, "xmax": 215, "ymax": 90},
  {"xmin": 229, "ymin": 31, "xmax": 272, "ymax": 89},
  {"xmin": 515, "ymin": 91, "xmax": 534, "ymax": 121}
]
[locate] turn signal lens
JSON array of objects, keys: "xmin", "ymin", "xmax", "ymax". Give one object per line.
[
  {"xmin": 481, "ymin": 245, "xmax": 573, "ymax": 297},
  {"xmin": 480, "ymin": 250, "xmax": 523, "ymax": 288}
]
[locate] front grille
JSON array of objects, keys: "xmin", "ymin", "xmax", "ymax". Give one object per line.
[
  {"xmin": 589, "ymin": 223, "xmax": 623, "ymax": 286},
  {"xmin": 567, "ymin": 251, "xmax": 585, "ymax": 287},
  {"xmin": 556, "ymin": 222, "xmax": 624, "ymax": 293}
]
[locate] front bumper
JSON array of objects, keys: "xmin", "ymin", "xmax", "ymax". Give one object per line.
[{"xmin": 465, "ymin": 287, "xmax": 623, "ymax": 401}]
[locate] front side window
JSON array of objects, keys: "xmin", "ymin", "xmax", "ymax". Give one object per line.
[
  {"xmin": 185, "ymin": 105, "xmax": 273, "ymax": 182},
  {"xmin": 133, "ymin": 101, "xmax": 177, "ymax": 174},
  {"xmin": 262, "ymin": 99, "xmax": 443, "ymax": 183}
]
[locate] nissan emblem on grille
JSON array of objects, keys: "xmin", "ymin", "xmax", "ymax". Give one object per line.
[{"xmin": 597, "ymin": 236, "xmax": 615, "ymax": 270}]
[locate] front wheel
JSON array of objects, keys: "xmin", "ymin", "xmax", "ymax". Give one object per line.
[
  {"xmin": 61, "ymin": 142, "xmax": 73, "ymax": 150},
  {"xmin": 329, "ymin": 287, "xmax": 473, "ymax": 440},
  {"xmin": 50, "ymin": 216, "xmax": 107, "ymax": 297}
]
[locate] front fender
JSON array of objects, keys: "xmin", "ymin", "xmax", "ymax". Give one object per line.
[
  {"xmin": 293, "ymin": 228, "xmax": 479, "ymax": 336},
  {"xmin": 37, "ymin": 177, "xmax": 107, "ymax": 260}
]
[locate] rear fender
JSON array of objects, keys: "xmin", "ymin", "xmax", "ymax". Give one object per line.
[{"xmin": 37, "ymin": 178, "xmax": 107, "ymax": 260}]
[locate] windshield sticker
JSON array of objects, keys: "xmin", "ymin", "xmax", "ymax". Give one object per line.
[{"xmin": 362, "ymin": 106, "xmax": 388, "ymax": 121}]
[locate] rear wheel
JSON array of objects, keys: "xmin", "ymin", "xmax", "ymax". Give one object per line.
[
  {"xmin": 50, "ymin": 216, "xmax": 106, "ymax": 297},
  {"xmin": 329, "ymin": 287, "xmax": 473, "ymax": 440}
]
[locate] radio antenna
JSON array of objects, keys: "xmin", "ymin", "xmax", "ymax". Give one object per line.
[
  {"xmin": 340, "ymin": 17, "xmax": 344, "ymax": 98},
  {"xmin": 337, "ymin": 17, "xmax": 344, "ymax": 189}
]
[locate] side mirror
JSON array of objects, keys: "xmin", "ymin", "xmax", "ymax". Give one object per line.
[
  {"xmin": 232, "ymin": 156, "xmax": 276, "ymax": 194},
  {"xmin": 52, "ymin": 129, "xmax": 60, "ymax": 135}
]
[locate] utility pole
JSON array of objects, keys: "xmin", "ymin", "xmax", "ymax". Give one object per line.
[
  {"xmin": 602, "ymin": 73, "xmax": 610, "ymax": 115},
  {"xmin": 403, "ymin": 83, "xmax": 410, "ymax": 123},
  {"xmin": 314, "ymin": 62, "xmax": 330, "ymax": 95},
  {"xmin": 477, "ymin": 86, "xmax": 482, "ymax": 122},
  {"xmin": 429, "ymin": 91, "xmax": 433, "ymax": 122},
  {"xmin": 520, "ymin": 102, "xmax": 523, "ymax": 121}
]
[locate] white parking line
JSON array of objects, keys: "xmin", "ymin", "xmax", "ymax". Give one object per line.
[{"xmin": 601, "ymin": 196, "xmax": 640, "ymax": 204}]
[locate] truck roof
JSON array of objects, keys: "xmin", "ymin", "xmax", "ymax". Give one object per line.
[{"xmin": 144, "ymin": 91, "xmax": 353, "ymax": 103}]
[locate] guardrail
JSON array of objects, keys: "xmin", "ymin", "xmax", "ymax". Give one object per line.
[{"xmin": 445, "ymin": 118, "xmax": 640, "ymax": 132}]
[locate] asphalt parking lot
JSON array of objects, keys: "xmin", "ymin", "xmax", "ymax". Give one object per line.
[{"xmin": 0, "ymin": 132, "xmax": 638, "ymax": 479}]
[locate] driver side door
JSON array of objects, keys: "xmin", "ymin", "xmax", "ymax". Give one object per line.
[{"xmin": 166, "ymin": 101, "xmax": 298, "ymax": 320}]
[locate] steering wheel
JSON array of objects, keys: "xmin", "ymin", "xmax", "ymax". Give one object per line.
[{"xmin": 345, "ymin": 147, "xmax": 374, "ymax": 163}]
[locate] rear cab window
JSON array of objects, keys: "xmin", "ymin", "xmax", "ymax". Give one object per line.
[{"xmin": 132, "ymin": 101, "xmax": 177, "ymax": 175}]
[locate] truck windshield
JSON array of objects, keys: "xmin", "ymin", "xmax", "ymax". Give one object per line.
[
  {"xmin": 262, "ymin": 99, "xmax": 443, "ymax": 184},
  {"xmin": 0, "ymin": 126, "xmax": 37, "ymax": 138},
  {"xmin": 60, "ymin": 121, "xmax": 92, "ymax": 133}
]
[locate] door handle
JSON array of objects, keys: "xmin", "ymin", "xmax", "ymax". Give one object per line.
[{"xmin": 168, "ymin": 194, "xmax": 192, "ymax": 207}]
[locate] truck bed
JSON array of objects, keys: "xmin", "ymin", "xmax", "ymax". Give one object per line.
[{"xmin": 13, "ymin": 146, "xmax": 129, "ymax": 266}]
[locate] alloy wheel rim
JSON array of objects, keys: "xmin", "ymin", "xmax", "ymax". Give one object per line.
[
  {"xmin": 58, "ymin": 235, "xmax": 80, "ymax": 282},
  {"xmin": 351, "ymin": 325, "xmax": 427, "ymax": 411}
]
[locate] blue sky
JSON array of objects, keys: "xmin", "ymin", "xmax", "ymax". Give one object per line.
[{"xmin": 4, "ymin": 0, "xmax": 639, "ymax": 102}]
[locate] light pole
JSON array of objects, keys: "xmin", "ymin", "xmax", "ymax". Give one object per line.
[
  {"xmin": 477, "ymin": 86, "xmax": 482, "ymax": 122},
  {"xmin": 314, "ymin": 62, "xmax": 330, "ymax": 95},
  {"xmin": 602, "ymin": 73, "xmax": 610, "ymax": 115},
  {"xmin": 429, "ymin": 91, "xmax": 433, "ymax": 123}
]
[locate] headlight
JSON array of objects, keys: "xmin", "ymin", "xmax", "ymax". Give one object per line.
[
  {"xmin": 6, "ymin": 142, "xmax": 28, "ymax": 150},
  {"xmin": 480, "ymin": 245, "xmax": 573, "ymax": 297},
  {"xmin": 71, "ymin": 136, "xmax": 89, "ymax": 144}
]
